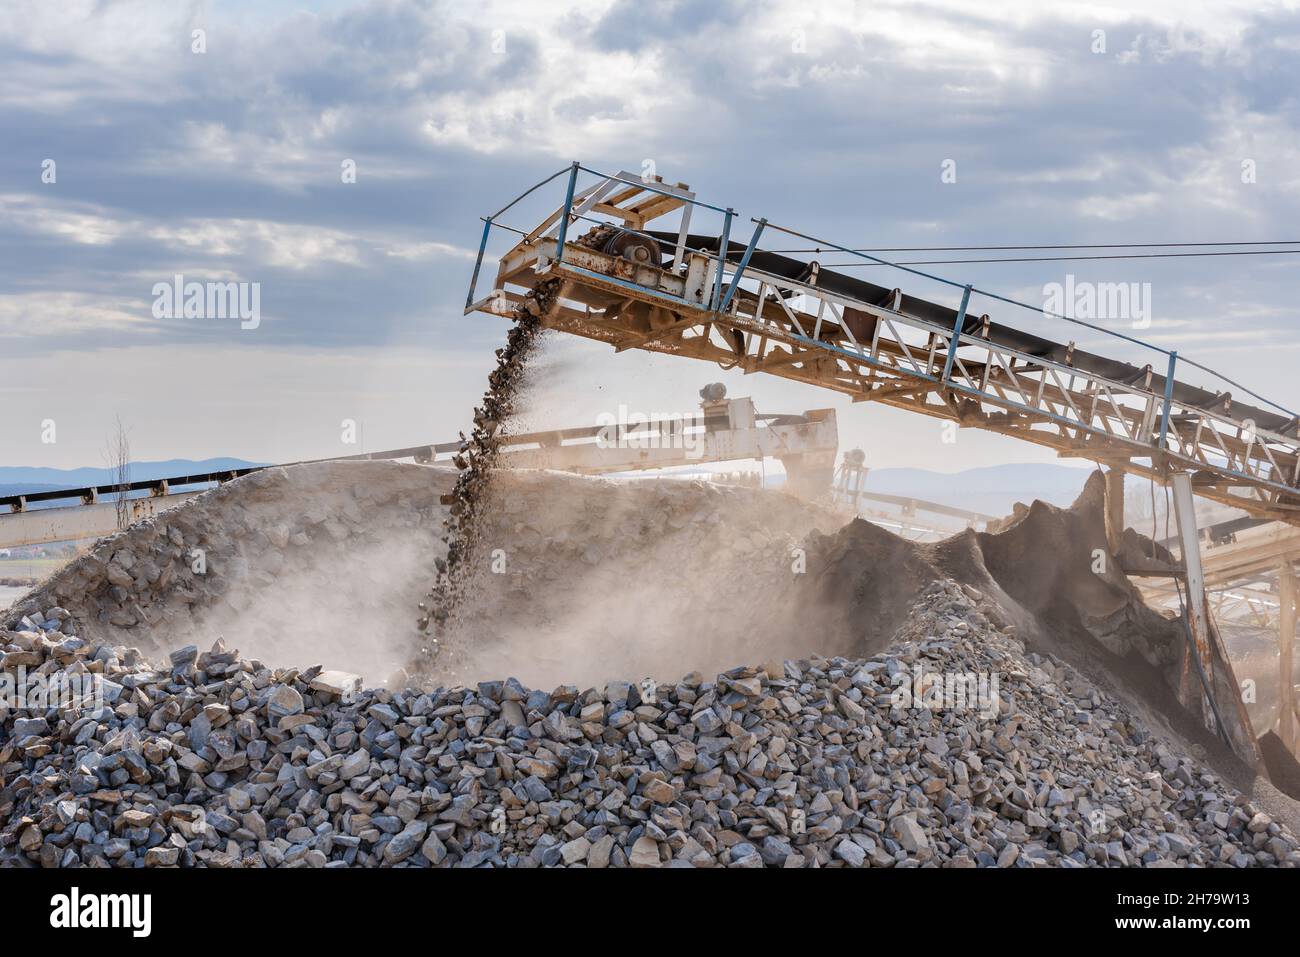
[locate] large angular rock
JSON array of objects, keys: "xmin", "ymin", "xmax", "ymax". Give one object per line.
[
  {"xmin": 267, "ymin": 684, "xmax": 304, "ymax": 720},
  {"xmin": 890, "ymin": 815, "xmax": 929, "ymax": 854},
  {"xmin": 629, "ymin": 837, "xmax": 661, "ymax": 868}
]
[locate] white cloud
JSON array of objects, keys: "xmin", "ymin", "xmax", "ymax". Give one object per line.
[
  {"xmin": 0, "ymin": 291, "xmax": 154, "ymax": 338},
  {"xmin": 0, "ymin": 194, "xmax": 129, "ymax": 246},
  {"xmin": 383, "ymin": 240, "xmax": 476, "ymax": 261},
  {"xmin": 0, "ymin": 192, "xmax": 483, "ymax": 273}
]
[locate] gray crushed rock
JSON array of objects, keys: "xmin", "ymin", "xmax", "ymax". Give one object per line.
[{"xmin": 2, "ymin": 580, "xmax": 1297, "ymax": 868}]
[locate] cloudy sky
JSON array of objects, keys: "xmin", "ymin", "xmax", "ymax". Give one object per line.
[{"xmin": 4, "ymin": 0, "xmax": 1300, "ymax": 475}]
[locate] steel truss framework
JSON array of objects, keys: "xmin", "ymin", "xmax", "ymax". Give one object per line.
[{"xmin": 469, "ymin": 165, "xmax": 1300, "ymax": 523}]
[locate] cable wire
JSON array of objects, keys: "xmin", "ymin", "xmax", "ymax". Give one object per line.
[
  {"xmin": 818, "ymin": 249, "xmax": 1300, "ymax": 267},
  {"xmin": 770, "ymin": 239, "xmax": 1300, "ymax": 253}
]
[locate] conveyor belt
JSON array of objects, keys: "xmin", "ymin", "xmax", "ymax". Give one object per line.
[{"xmin": 654, "ymin": 232, "xmax": 1295, "ymax": 437}]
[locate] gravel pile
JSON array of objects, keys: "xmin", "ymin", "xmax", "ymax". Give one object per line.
[{"xmin": 4, "ymin": 580, "xmax": 1296, "ymax": 868}]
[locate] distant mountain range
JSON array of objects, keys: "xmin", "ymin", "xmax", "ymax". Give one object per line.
[{"xmin": 0, "ymin": 458, "xmax": 265, "ymax": 501}]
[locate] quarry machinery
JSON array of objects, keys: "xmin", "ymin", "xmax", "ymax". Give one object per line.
[
  {"xmin": 0, "ymin": 392, "xmax": 983, "ymax": 550},
  {"xmin": 490, "ymin": 382, "xmax": 838, "ymax": 499},
  {"xmin": 0, "ymin": 397, "xmax": 984, "ymax": 548},
  {"xmin": 466, "ymin": 164, "xmax": 1300, "ymax": 525},
  {"xmin": 465, "ymin": 163, "xmax": 1300, "ymax": 763}
]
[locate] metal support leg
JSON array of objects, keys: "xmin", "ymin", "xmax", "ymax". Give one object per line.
[
  {"xmin": 1171, "ymin": 471, "xmax": 1215, "ymax": 732},
  {"xmin": 1158, "ymin": 351, "xmax": 1178, "ymax": 454},
  {"xmin": 1104, "ymin": 468, "xmax": 1125, "ymax": 556},
  {"xmin": 555, "ymin": 161, "xmax": 580, "ymax": 262},
  {"xmin": 711, "ymin": 209, "xmax": 733, "ymax": 312},
  {"xmin": 718, "ymin": 219, "xmax": 767, "ymax": 315},
  {"xmin": 941, "ymin": 285, "xmax": 973, "ymax": 382},
  {"xmin": 464, "ymin": 216, "xmax": 493, "ymax": 313},
  {"xmin": 1280, "ymin": 560, "xmax": 1297, "ymax": 750}
]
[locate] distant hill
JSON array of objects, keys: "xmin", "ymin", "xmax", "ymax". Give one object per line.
[
  {"xmin": 0, "ymin": 483, "xmax": 69, "ymax": 498},
  {"xmin": 0, "ymin": 459, "xmax": 264, "ymax": 496},
  {"xmin": 861, "ymin": 463, "xmax": 1095, "ymax": 517}
]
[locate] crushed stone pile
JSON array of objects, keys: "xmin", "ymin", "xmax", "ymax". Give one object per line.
[
  {"xmin": 3, "ymin": 580, "xmax": 1297, "ymax": 868},
  {"xmin": 792, "ymin": 470, "xmax": 1268, "ymax": 769},
  {"xmin": 797, "ymin": 471, "xmax": 1179, "ymax": 665},
  {"xmin": 2, "ymin": 461, "xmax": 1176, "ymax": 703}
]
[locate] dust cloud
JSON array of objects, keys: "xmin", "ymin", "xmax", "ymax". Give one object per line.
[
  {"xmin": 4, "ymin": 462, "xmax": 839, "ymax": 691},
  {"xmin": 427, "ymin": 469, "xmax": 840, "ymax": 689}
]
